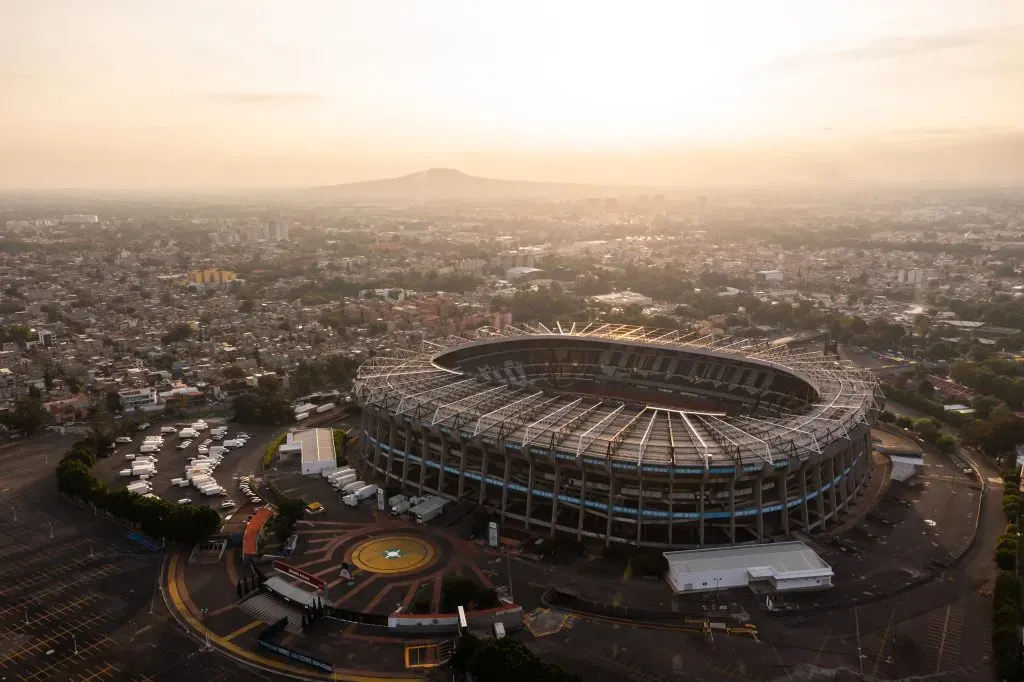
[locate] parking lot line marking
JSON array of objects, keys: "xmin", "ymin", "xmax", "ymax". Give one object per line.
[
  {"xmin": 934, "ymin": 605, "xmax": 952, "ymax": 673},
  {"xmin": 814, "ymin": 629, "xmax": 831, "ymax": 666},
  {"xmin": 223, "ymin": 619, "xmax": 264, "ymax": 641},
  {"xmin": 872, "ymin": 609, "xmax": 896, "ymax": 678}
]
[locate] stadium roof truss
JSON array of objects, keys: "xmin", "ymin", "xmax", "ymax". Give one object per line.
[{"xmin": 357, "ymin": 323, "xmax": 880, "ymax": 468}]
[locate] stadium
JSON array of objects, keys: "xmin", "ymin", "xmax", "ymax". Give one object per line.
[{"xmin": 354, "ymin": 324, "xmax": 883, "ymax": 548}]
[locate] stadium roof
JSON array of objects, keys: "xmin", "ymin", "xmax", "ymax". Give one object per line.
[{"xmin": 354, "ymin": 323, "xmax": 881, "ymax": 470}]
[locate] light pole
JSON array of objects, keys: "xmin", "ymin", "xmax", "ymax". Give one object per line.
[
  {"xmin": 507, "ymin": 553, "xmax": 514, "ymax": 603},
  {"xmin": 11, "ymin": 505, "xmax": 16, "ymax": 522},
  {"xmin": 714, "ymin": 577, "xmax": 721, "ymax": 605},
  {"xmin": 149, "ymin": 580, "xmax": 158, "ymax": 615},
  {"xmin": 200, "ymin": 608, "xmax": 213, "ymax": 651},
  {"xmin": 23, "ymin": 607, "xmax": 29, "ymax": 625},
  {"xmin": 72, "ymin": 633, "xmax": 78, "ymax": 656}
]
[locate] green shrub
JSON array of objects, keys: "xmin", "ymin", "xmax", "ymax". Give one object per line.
[
  {"xmin": 894, "ymin": 415, "xmax": 914, "ymax": 429},
  {"xmin": 996, "ymin": 546, "xmax": 1017, "ymax": 571},
  {"xmin": 263, "ymin": 432, "xmax": 287, "ymax": 468}
]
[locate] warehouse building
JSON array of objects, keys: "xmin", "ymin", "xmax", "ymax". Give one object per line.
[
  {"xmin": 663, "ymin": 541, "xmax": 833, "ymax": 594},
  {"xmin": 280, "ymin": 428, "xmax": 337, "ymax": 476}
]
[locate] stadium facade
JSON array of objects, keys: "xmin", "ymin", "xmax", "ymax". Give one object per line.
[{"xmin": 355, "ymin": 324, "xmax": 882, "ymax": 548}]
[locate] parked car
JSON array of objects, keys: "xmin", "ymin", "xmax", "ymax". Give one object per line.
[
  {"xmin": 115, "ymin": 436, "xmax": 133, "ymax": 444},
  {"xmin": 177, "ymin": 440, "xmax": 193, "ymax": 450},
  {"xmin": 220, "ymin": 500, "xmax": 236, "ymax": 510}
]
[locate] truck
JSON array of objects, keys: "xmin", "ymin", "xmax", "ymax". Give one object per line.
[
  {"xmin": 118, "ymin": 469, "xmax": 133, "ymax": 477},
  {"xmin": 323, "ymin": 466, "xmax": 353, "ymax": 480},
  {"xmin": 343, "ymin": 484, "xmax": 378, "ymax": 506},
  {"xmin": 139, "ymin": 444, "xmax": 159, "ymax": 453},
  {"xmin": 341, "ymin": 480, "xmax": 365, "ymax": 494},
  {"xmin": 222, "ymin": 439, "xmax": 242, "ymax": 449},
  {"xmin": 329, "ymin": 472, "xmax": 357, "ymax": 488},
  {"xmin": 178, "ymin": 428, "xmax": 199, "ymax": 439},
  {"xmin": 388, "ymin": 495, "xmax": 410, "ymax": 515},
  {"xmin": 320, "ymin": 466, "xmax": 342, "ymax": 479},
  {"xmin": 410, "ymin": 496, "xmax": 448, "ymax": 524},
  {"xmin": 160, "ymin": 426, "xmax": 178, "ymax": 435}
]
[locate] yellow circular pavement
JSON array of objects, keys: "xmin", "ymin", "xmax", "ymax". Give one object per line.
[{"xmin": 349, "ymin": 535, "xmax": 437, "ymax": 575}]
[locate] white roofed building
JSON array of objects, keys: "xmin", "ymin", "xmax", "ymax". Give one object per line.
[
  {"xmin": 663, "ymin": 541, "xmax": 833, "ymax": 594},
  {"xmin": 281, "ymin": 427, "xmax": 337, "ymax": 476}
]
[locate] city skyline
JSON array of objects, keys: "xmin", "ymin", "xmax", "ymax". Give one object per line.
[{"xmin": 3, "ymin": 0, "xmax": 1024, "ymax": 189}]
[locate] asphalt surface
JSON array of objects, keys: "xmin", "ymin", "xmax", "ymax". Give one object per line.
[{"xmin": 0, "ymin": 432, "xmax": 287, "ymax": 682}]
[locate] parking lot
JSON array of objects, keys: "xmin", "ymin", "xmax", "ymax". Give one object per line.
[
  {"xmin": 0, "ymin": 433, "xmax": 284, "ymax": 681},
  {"xmin": 92, "ymin": 421, "xmax": 282, "ymax": 519}
]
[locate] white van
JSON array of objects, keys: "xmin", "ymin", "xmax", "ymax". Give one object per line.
[{"xmin": 160, "ymin": 426, "xmax": 178, "ymax": 435}]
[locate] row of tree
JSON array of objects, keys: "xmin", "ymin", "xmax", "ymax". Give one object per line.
[
  {"xmin": 452, "ymin": 634, "xmax": 582, "ymax": 682},
  {"xmin": 56, "ymin": 441, "xmax": 220, "ymax": 543},
  {"xmin": 950, "ymin": 358, "xmax": 1024, "ymax": 409},
  {"xmin": 882, "ymin": 384, "xmax": 1024, "ymax": 459},
  {"xmin": 993, "ymin": 469, "xmax": 1022, "ymax": 680},
  {"xmin": 877, "ymin": 412, "xmax": 958, "ymax": 453}
]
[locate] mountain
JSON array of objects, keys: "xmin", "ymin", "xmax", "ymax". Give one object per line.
[{"xmin": 308, "ymin": 168, "xmax": 610, "ymax": 200}]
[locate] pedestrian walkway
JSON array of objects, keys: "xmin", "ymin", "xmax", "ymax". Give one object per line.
[{"xmin": 239, "ymin": 593, "xmax": 304, "ymax": 634}]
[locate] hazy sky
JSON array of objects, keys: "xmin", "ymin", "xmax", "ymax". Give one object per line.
[{"xmin": 3, "ymin": 1, "xmax": 1024, "ymax": 189}]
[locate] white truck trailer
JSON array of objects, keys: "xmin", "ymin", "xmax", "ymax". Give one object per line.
[
  {"xmin": 330, "ymin": 472, "xmax": 358, "ymax": 488},
  {"xmin": 341, "ymin": 480, "xmax": 365, "ymax": 494},
  {"xmin": 343, "ymin": 484, "xmax": 379, "ymax": 506}
]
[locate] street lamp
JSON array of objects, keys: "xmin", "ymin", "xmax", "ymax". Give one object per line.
[
  {"xmin": 200, "ymin": 608, "xmax": 213, "ymax": 651},
  {"xmin": 507, "ymin": 553, "xmax": 514, "ymax": 603}
]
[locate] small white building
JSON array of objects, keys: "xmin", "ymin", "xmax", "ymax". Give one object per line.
[
  {"xmin": 281, "ymin": 428, "xmax": 337, "ymax": 476},
  {"xmin": 663, "ymin": 541, "xmax": 833, "ymax": 594}
]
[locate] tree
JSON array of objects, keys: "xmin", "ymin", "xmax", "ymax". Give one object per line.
[
  {"xmin": 104, "ymin": 390, "xmax": 123, "ymax": 414},
  {"xmin": 232, "ymin": 388, "xmax": 293, "ymax": 425},
  {"xmin": 222, "ymin": 365, "xmax": 246, "ymax": 380},
  {"xmin": 916, "ymin": 379, "xmax": 934, "ymax": 398},
  {"xmin": 8, "ymin": 396, "xmax": 49, "ymax": 436},
  {"xmin": 455, "ymin": 637, "xmax": 583, "ymax": 682},
  {"xmin": 972, "ymin": 395, "xmax": 1001, "ymax": 420},
  {"xmin": 161, "ymin": 322, "xmax": 193, "ymax": 345},
  {"xmin": 878, "ymin": 410, "xmax": 896, "ymax": 424},
  {"xmin": 441, "ymin": 575, "xmax": 481, "ymax": 613}
]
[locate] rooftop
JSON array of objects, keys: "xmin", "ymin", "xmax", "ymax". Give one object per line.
[
  {"xmin": 663, "ymin": 541, "xmax": 831, "ymax": 576},
  {"xmin": 289, "ymin": 427, "xmax": 336, "ymax": 464}
]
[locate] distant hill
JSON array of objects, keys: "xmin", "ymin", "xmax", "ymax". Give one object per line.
[{"xmin": 308, "ymin": 168, "xmax": 613, "ymax": 200}]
